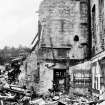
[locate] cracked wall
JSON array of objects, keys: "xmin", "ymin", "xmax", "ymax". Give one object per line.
[
  {"xmin": 39, "ymin": 0, "xmax": 91, "ymax": 60},
  {"xmin": 19, "ymin": 0, "xmax": 92, "ymax": 95}
]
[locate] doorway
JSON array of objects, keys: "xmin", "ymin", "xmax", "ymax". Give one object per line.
[{"xmin": 53, "ymin": 69, "xmax": 66, "ymax": 92}]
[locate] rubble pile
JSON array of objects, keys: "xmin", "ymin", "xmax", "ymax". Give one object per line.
[
  {"xmin": 0, "ymin": 67, "xmax": 105, "ymax": 105},
  {"xmin": 0, "ymin": 59, "xmax": 104, "ymax": 105}
]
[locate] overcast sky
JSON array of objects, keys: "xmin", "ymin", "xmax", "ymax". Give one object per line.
[{"xmin": 0, "ymin": 0, "xmax": 42, "ymax": 49}]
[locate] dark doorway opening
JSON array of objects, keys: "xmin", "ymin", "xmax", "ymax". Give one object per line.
[{"xmin": 53, "ymin": 69, "xmax": 66, "ymax": 93}]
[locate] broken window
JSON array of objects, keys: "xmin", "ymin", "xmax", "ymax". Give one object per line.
[{"xmin": 73, "ymin": 70, "xmax": 91, "ymax": 88}]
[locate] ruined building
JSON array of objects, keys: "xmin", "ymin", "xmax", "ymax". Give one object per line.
[
  {"xmin": 36, "ymin": 0, "xmax": 91, "ymax": 94},
  {"xmin": 19, "ymin": 0, "xmax": 92, "ymax": 95},
  {"xmin": 91, "ymin": 0, "xmax": 105, "ymax": 97},
  {"xmin": 38, "ymin": 0, "xmax": 91, "ymax": 60},
  {"xmin": 91, "ymin": 0, "xmax": 105, "ymax": 55}
]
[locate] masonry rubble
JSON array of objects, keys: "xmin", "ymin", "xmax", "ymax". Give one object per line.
[{"xmin": 0, "ymin": 63, "xmax": 104, "ymax": 105}]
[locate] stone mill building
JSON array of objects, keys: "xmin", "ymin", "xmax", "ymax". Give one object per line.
[{"xmin": 19, "ymin": 0, "xmax": 92, "ymax": 95}]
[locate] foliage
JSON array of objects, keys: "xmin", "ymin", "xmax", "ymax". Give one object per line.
[{"xmin": 0, "ymin": 46, "xmax": 30, "ymax": 65}]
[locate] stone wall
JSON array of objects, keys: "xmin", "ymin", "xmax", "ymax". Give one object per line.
[
  {"xmin": 39, "ymin": 0, "xmax": 91, "ymax": 60},
  {"xmin": 91, "ymin": 0, "xmax": 105, "ymax": 55},
  {"xmin": 19, "ymin": 50, "xmax": 54, "ymax": 94},
  {"xmin": 19, "ymin": 0, "xmax": 92, "ymax": 95},
  {"xmin": 38, "ymin": 62, "xmax": 53, "ymax": 94},
  {"xmin": 19, "ymin": 50, "xmax": 40, "ymax": 93}
]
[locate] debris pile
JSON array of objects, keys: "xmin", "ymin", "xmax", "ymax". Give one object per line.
[
  {"xmin": 0, "ymin": 59, "xmax": 104, "ymax": 105},
  {"xmin": 0, "ymin": 68, "xmax": 105, "ymax": 105}
]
